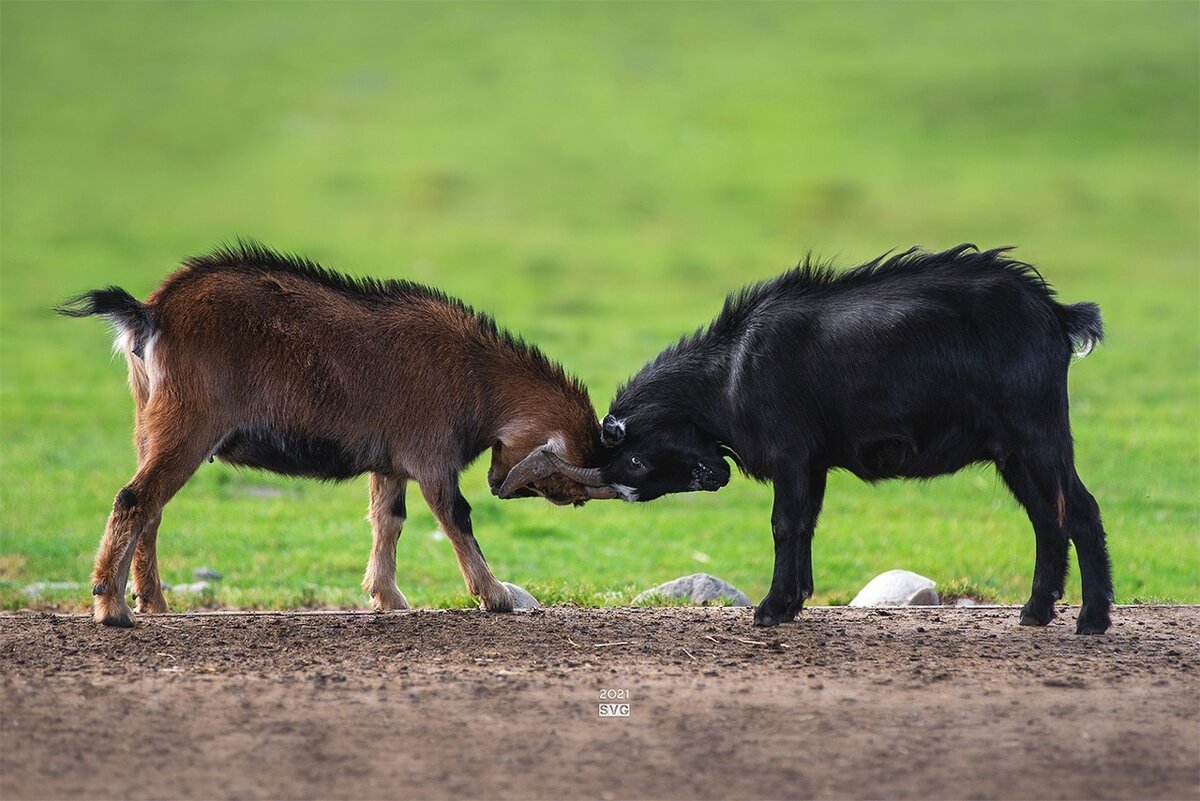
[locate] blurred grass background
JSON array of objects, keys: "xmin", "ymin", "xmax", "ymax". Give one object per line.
[{"xmin": 2, "ymin": 1, "xmax": 1197, "ymax": 612}]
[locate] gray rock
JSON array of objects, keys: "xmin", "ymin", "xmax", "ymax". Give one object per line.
[
  {"xmin": 500, "ymin": 582, "xmax": 540, "ymax": 610},
  {"xmin": 22, "ymin": 581, "xmax": 83, "ymax": 597},
  {"xmin": 633, "ymin": 573, "xmax": 752, "ymax": 607},
  {"xmin": 170, "ymin": 581, "xmax": 212, "ymax": 595},
  {"xmin": 193, "ymin": 567, "xmax": 223, "ymax": 581},
  {"xmin": 848, "ymin": 570, "xmax": 939, "ymax": 607}
]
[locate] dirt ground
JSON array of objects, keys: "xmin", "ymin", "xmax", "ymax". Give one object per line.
[{"xmin": 1, "ymin": 605, "xmax": 1196, "ymax": 801}]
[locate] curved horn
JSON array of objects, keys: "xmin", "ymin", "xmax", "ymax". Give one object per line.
[
  {"xmin": 544, "ymin": 451, "xmax": 607, "ymax": 487},
  {"xmin": 497, "ymin": 447, "xmax": 555, "ymax": 499},
  {"xmin": 585, "ymin": 485, "xmax": 620, "ymax": 500}
]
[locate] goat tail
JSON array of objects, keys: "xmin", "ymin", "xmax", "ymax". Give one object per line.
[
  {"xmin": 56, "ymin": 286, "xmax": 156, "ymax": 358},
  {"xmin": 1056, "ymin": 301, "xmax": 1104, "ymax": 360}
]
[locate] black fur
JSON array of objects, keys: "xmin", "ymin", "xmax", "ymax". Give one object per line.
[
  {"xmin": 601, "ymin": 244, "xmax": 1113, "ymax": 634},
  {"xmin": 390, "ymin": 492, "xmax": 407, "ymax": 520},
  {"xmin": 215, "ymin": 427, "xmax": 387, "ymax": 481},
  {"xmin": 56, "ymin": 287, "xmax": 155, "ymax": 358},
  {"xmin": 114, "ymin": 488, "xmax": 138, "ymax": 512},
  {"xmin": 451, "ymin": 492, "xmax": 473, "ymax": 535}
]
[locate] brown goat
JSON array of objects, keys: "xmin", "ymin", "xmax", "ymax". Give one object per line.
[{"xmin": 59, "ymin": 242, "xmax": 614, "ymax": 626}]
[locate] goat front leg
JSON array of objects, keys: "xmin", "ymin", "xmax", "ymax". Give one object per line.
[
  {"xmin": 754, "ymin": 465, "xmax": 826, "ymax": 627},
  {"xmin": 363, "ymin": 473, "xmax": 410, "ymax": 610},
  {"xmin": 420, "ymin": 475, "xmax": 513, "ymax": 612}
]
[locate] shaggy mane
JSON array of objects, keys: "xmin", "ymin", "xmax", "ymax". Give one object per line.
[
  {"xmin": 616, "ymin": 244, "xmax": 1051, "ymax": 402},
  {"xmin": 182, "ymin": 240, "xmax": 590, "ymax": 398}
]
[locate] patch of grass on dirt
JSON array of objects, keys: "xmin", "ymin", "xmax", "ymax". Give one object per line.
[
  {"xmin": 1126, "ymin": 594, "xmax": 1184, "ymax": 605},
  {"xmin": 936, "ymin": 578, "xmax": 1005, "ymax": 606},
  {"xmin": 2, "ymin": 2, "xmax": 1197, "ymax": 612}
]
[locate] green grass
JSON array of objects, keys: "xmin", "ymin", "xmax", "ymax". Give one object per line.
[{"xmin": 2, "ymin": 1, "xmax": 1197, "ymax": 613}]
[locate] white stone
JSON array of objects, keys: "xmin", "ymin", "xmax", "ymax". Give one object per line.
[
  {"xmin": 848, "ymin": 570, "xmax": 939, "ymax": 607},
  {"xmin": 22, "ymin": 581, "xmax": 83, "ymax": 597},
  {"xmin": 502, "ymin": 582, "xmax": 540, "ymax": 610},
  {"xmin": 170, "ymin": 581, "xmax": 212, "ymax": 595}
]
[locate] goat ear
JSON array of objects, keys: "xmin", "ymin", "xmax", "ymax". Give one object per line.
[
  {"xmin": 600, "ymin": 415, "xmax": 626, "ymax": 447},
  {"xmin": 496, "ymin": 446, "xmax": 555, "ymax": 499}
]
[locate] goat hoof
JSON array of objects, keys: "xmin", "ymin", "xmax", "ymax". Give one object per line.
[
  {"xmin": 479, "ymin": 584, "xmax": 515, "ymax": 614},
  {"xmin": 95, "ymin": 604, "xmax": 135, "ymax": 628},
  {"xmin": 135, "ymin": 592, "xmax": 168, "ymax": 614},
  {"xmin": 1019, "ymin": 600, "xmax": 1056, "ymax": 627},
  {"xmin": 753, "ymin": 598, "xmax": 800, "ymax": 628},
  {"xmin": 1075, "ymin": 606, "xmax": 1111, "ymax": 635},
  {"xmin": 1017, "ymin": 594, "xmax": 1056, "ymax": 623},
  {"xmin": 368, "ymin": 587, "xmax": 409, "ymax": 611},
  {"xmin": 92, "ymin": 584, "xmax": 106, "ymax": 596}
]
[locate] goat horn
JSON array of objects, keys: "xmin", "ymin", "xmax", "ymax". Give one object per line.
[
  {"xmin": 544, "ymin": 451, "xmax": 607, "ymax": 487},
  {"xmin": 497, "ymin": 447, "xmax": 556, "ymax": 499},
  {"xmin": 585, "ymin": 485, "xmax": 621, "ymax": 500}
]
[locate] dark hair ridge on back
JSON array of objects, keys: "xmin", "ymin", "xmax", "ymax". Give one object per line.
[
  {"xmin": 184, "ymin": 239, "xmax": 590, "ymax": 399},
  {"xmin": 615, "ymin": 243, "xmax": 1058, "ymax": 402}
]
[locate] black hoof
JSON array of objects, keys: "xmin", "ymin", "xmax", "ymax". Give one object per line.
[
  {"xmin": 92, "ymin": 584, "xmax": 106, "ymax": 596},
  {"xmin": 1019, "ymin": 610, "xmax": 1055, "ymax": 627},
  {"xmin": 1075, "ymin": 605, "xmax": 1111, "ymax": 635},
  {"xmin": 1019, "ymin": 597, "xmax": 1056, "ymax": 627},
  {"xmin": 753, "ymin": 598, "xmax": 800, "ymax": 628}
]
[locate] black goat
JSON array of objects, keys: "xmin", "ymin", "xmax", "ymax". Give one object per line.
[{"xmin": 598, "ymin": 245, "xmax": 1112, "ymax": 634}]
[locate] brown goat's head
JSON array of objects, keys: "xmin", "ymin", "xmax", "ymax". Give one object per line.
[{"xmin": 488, "ymin": 427, "xmax": 618, "ymax": 506}]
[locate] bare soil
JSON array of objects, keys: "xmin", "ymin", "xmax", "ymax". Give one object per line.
[{"xmin": 1, "ymin": 605, "xmax": 1197, "ymax": 801}]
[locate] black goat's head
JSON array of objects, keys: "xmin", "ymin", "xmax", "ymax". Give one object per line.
[{"xmin": 597, "ymin": 411, "xmax": 730, "ymax": 502}]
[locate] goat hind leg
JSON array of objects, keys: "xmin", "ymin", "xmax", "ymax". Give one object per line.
[
  {"xmin": 92, "ymin": 427, "xmax": 214, "ymax": 626},
  {"xmin": 129, "ymin": 410, "xmax": 167, "ymax": 614},
  {"xmin": 363, "ymin": 473, "xmax": 409, "ymax": 610},
  {"xmin": 1065, "ymin": 474, "xmax": 1113, "ymax": 635},
  {"xmin": 1000, "ymin": 458, "xmax": 1070, "ymax": 627},
  {"xmin": 131, "ymin": 510, "xmax": 168, "ymax": 614},
  {"xmin": 91, "ymin": 488, "xmax": 145, "ymax": 627}
]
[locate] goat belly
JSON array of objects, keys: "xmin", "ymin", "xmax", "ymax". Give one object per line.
[
  {"xmin": 843, "ymin": 425, "xmax": 995, "ymax": 482},
  {"xmin": 215, "ymin": 428, "xmax": 370, "ymax": 480}
]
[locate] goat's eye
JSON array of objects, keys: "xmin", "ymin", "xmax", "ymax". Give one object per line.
[{"xmin": 629, "ymin": 455, "xmax": 644, "ymax": 469}]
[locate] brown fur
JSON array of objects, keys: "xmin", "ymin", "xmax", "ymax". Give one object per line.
[{"xmin": 70, "ymin": 245, "xmax": 602, "ymax": 626}]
